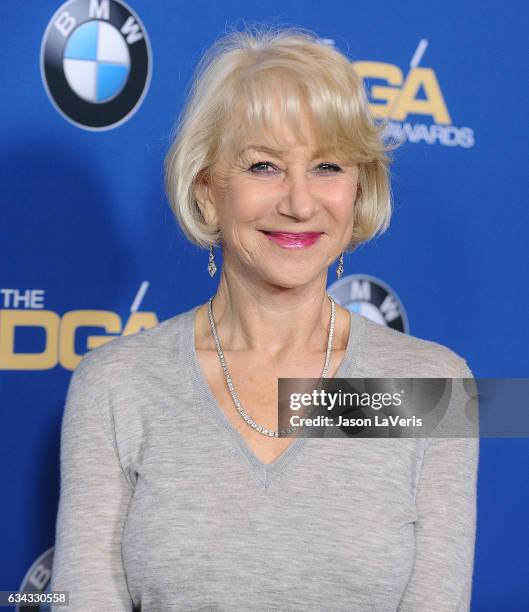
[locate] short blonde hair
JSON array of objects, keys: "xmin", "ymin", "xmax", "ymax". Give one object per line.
[{"xmin": 164, "ymin": 23, "xmax": 395, "ymax": 252}]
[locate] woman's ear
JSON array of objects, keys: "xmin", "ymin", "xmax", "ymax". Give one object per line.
[
  {"xmin": 354, "ymin": 169, "xmax": 363, "ymax": 205},
  {"xmin": 355, "ymin": 184, "xmax": 362, "ymax": 202},
  {"xmin": 194, "ymin": 171, "xmax": 218, "ymax": 227}
]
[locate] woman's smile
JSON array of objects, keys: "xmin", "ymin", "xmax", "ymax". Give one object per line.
[{"xmin": 259, "ymin": 230, "xmax": 324, "ymax": 249}]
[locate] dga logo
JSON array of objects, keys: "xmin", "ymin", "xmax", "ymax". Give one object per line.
[
  {"xmin": 40, "ymin": 0, "xmax": 151, "ymax": 130},
  {"xmin": 320, "ymin": 38, "xmax": 474, "ymax": 148},
  {"xmin": 328, "ymin": 274, "xmax": 409, "ymax": 333},
  {"xmin": 0, "ymin": 283, "xmax": 158, "ymax": 370},
  {"xmin": 353, "ymin": 39, "xmax": 474, "ymax": 148}
]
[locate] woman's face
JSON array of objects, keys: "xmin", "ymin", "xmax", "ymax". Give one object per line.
[{"xmin": 196, "ymin": 107, "xmax": 360, "ymax": 289}]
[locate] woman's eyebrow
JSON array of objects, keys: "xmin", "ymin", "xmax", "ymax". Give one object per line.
[
  {"xmin": 238, "ymin": 144, "xmax": 332, "ymax": 158},
  {"xmin": 238, "ymin": 145, "xmax": 284, "ymax": 156}
]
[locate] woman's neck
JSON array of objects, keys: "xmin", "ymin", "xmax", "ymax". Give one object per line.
[{"xmin": 195, "ymin": 267, "xmax": 350, "ymax": 359}]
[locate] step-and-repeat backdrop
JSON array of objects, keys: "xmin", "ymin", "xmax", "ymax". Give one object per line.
[{"xmin": 1, "ymin": 1, "xmax": 527, "ymax": 609}]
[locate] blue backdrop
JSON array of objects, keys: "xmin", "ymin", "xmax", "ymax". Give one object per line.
[{"xmin": 1, "ymin": 1, "xmax": 528, "ymax": 609}]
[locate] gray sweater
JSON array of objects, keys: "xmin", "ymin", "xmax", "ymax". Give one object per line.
[{"xmin": 50, "ymin": 303, "xmax": 479, "ymax": 611}]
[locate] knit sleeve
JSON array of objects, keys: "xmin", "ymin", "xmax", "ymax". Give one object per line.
[
  {"xmin": 50, "ymin": 358, "xmax": 135, "ymax": 611},
  {"xmin": 397, "ymin": 359, "xmax": 479, "ymax": 612}
]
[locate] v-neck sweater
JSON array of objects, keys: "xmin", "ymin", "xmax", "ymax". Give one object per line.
[{"xmin": 50, "ymin": 303, "xmax": 479, "ymax": 612}]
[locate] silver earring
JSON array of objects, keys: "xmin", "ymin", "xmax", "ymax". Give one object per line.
[
  {"xmin": 208, "ymin": 244, "xmax": 217, "ymax": 277},
  {"xmin": 336, "ymin": 252, "xmax": 344, "ymax": 279}
]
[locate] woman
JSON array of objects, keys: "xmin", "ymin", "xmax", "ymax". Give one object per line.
[{"xmin": 50, "ymin": 25, "xmax": 478, "ymax": 611}]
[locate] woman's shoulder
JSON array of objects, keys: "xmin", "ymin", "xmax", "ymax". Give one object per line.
[
  {"xmin": 72, "ymin": 305, "xmax": 197, "ymax": 385},
  {"xmin": 354, "ymin": 313, "xmax": 472, "ymax": 378}
]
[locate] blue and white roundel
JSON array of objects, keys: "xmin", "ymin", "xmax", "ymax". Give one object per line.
[
  {"xmin": 328, "ymin": 273, "xmax": 409, "ymax": 333},
  {"xmin": 63, "ymin": 21, "xmax": 130, "ymax": 103},
  {"xmin": 41, "ymin": 0, "xmax": 151, "ymax": 130}
]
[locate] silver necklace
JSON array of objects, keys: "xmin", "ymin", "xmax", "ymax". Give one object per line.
[{"xmin": 207, "ymin": 294, "xmax": 336, "ymax": 437}]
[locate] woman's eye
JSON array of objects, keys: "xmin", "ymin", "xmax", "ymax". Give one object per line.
[
  {"xmin": 248, "ymin": 161, "xmax": 342, "ymax": 174},
  {"xmin": 248, "ymin": 161, "xmax": 277, "ymax": 173}
]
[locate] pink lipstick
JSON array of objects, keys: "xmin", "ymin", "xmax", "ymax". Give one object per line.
[{"xmin": 261, "ymin": 231, "xmax": 323, "ymax": 249}]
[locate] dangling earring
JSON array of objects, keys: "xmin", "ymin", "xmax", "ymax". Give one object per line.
[
  {"xmin": 336, "ymin": 252, "xmax": 344, "ymax": 279},
  {"xmin": 208, "ymin": 244, "xmax": 217, "ymax": 277}
]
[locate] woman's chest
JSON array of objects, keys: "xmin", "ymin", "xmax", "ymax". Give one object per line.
[
  {"xmin": 121, "ymin": 436, "xmax": 420, "ymax": 610},
  {"xmin": 195, "ymin": 348, "xmax": 347, "ymax": 465}
]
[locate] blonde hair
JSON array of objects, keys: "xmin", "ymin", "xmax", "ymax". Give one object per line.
[{"xmin": 164, "ymin": 23, "xmax": 395, "ymax": 252}]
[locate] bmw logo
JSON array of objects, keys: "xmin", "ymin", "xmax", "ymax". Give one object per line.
[
  {"xmin": 40, "ymin": 0, "xmax": 151, "ymax": 130},
  {"xmin": 328, "ymin": 273, "xmax": 409, "ymax": 333},
  {"xmin": 16, "ymin": 546, "xmax": 54, "ymax": 611}
]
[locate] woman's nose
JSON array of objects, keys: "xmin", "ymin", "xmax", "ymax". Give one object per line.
[{"xmin": 277, "ymin": 171, "xmax": 318, "ymax": 220}]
